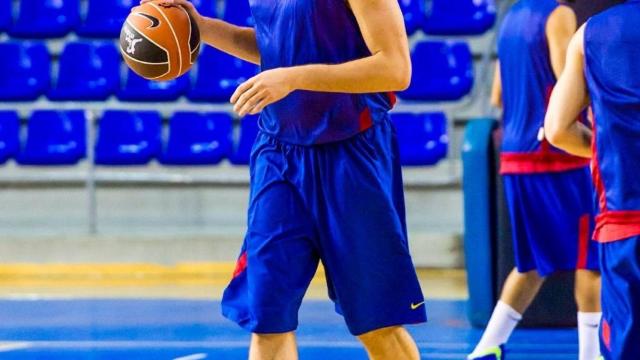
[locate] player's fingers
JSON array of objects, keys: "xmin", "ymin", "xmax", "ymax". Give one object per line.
[
  {"xmin": 237, "ymin": 91, "xmax": 268, "ymax": 117},
  {"xmin": 230, "ymin": 79, "xmax": 256, "ymax": 104},
  {"xmin": 249, "ymin": 97, "xmax": 271, "ymax": 115},
  {"xmin": 233, "ymin": 85, "xmax": 262, "ymax": 113}
]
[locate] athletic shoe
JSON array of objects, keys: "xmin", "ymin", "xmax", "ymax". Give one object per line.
[{"xmin": 467, "ymin": 345, "xmax": 505, "ymax": 360}]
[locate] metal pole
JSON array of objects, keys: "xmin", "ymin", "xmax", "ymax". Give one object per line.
[{"xmin": 86, "ymin": 110, "xmax": 98, "ymax": 235}]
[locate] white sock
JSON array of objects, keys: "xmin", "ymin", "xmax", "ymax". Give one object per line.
[
  {"xmin": 471, "ymin": 301, "xmax": 522, "ymax": 356},
  {"xmin": 578, "ymin": 312, "xmax": 602, "ymax": 360}
]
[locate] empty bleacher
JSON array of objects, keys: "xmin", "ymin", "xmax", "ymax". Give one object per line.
[{"xmin": 0, "ymin": 0, "xmax": 498, "ymax": 235}]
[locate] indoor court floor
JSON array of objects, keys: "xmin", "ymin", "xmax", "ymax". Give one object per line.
[{"xmin": 0, "ymin": 265, "xmax": 580, "ymax": 359}]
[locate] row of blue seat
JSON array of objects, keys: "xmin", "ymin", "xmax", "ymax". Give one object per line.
[
  {"xmin": 0, "ymin": 0, "xmax": 495, "ymax": 39},
  {"xmin": 0, "ymin": 111, "xmax": 448, "ymax": 167},
  {"xmin": 0, "ymin": 41, "xmax": 473, "ymax": 102}
]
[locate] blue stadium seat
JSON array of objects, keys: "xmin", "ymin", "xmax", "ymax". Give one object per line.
[
  {"xmin": 192, "ymin": 0, "xmax": 218, "ymax": 18},
  {"xmin": 9, "ymin": 0, "xmax": 80, "ymax": 38},
  {"xmin": 188, "ymin": 47, "xmax": 258, "ymax": 102},
  {"xmin": 399, "ymin": 0, "xmax": 425, "ymax": 35},
  {"xmin": 223, "ymin": 0, "xmax": 254, "ymax": 27},
  {"xmin": 392, "ymin": 112, "xmax": 448, "ymax": 166},
  {"xmin": 77, "ymin": 0, "xmax": 134, "ymax": 38},
  {"xmin": 17, "ymin": 111, "xmax": 86, "ymax": 166},
  {"xmin": 161, "ymin": 112, "xmax": 233, "ymax": 165},
  {"xmin": 118, "ymin": 70, "xmax": 190, "ymax": 102},
  {"xmin": 49, "ymin": 42, "xmax": 120, "ymax": 101},
  {"xmin": 0, "ymin": 1, "xmax": 11, "ymax": 33},
  {"xmin": 423, "ymin": 0, "xmax": 496, "ymax": 35},
  {"xmin": 0, "ymin": 42, "xmax": 50, "ymax": 101},
  {"xmin": 400, "ymin": 41, "xmax": 473, "ymax": 101},
  {"xmin": 229, "ymin": 115, "xmax": 259, "ymax": 165},
  {"xmin": 95, "ymin": 111, "xmax": 162, "ymax": 165},
  {"xmin": 0, "ymin": 112, "xmax": 20, "ymax": 165}
]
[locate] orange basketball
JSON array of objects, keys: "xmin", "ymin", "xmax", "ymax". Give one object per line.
[{"xmin": 120, "ymin": 1, "xmax": 200, "ymax": 81}]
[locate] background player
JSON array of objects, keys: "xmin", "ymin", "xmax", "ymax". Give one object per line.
[
  {"xmin": 140, "ymin": 0, "xmax": 427, "ymax": 359},
  {"xmin": 468, "ymin": 1, "xmax": 602, "ymax": 359},
  {"xmin": 545, "ymin": 1, "xmax": 640, "ymax": 358}
]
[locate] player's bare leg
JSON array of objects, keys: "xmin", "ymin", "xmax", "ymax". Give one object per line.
[
  {"xmin": 358, "ymin": 326, "xmax": 420, "ymax": 360},
  {"xmin": 500, "ymin": 269, "xmax": 545, "ymax": 313},
  {"xmin": 249, "ymin": 332, "xmax": 298, "ymax": 360},
  {"xmin": 575, "ymin": 269, "xmax": 602, "ymax": 360}
]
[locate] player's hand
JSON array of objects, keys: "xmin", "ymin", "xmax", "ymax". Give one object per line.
[
  {"xmin": 139, "ymin": 0, "xmax": 204, "ymax": 28},
  {"xmin": 231, "ymin": 68, "xmax": 296, "ymax": 116}
]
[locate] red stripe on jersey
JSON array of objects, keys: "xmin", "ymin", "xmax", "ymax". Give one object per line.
[
  {"xmin": 359, "ymin": 108, "xmax": 373, "ymax": 132},
  {"xmin": 591, "ymin": 113, "xmax": 608, "ymax": 212},
  {"xmin": 577, "ymin": 214, "xmax": 590, "ymax": 269},
  {"xmin": 387, "ymin": 92, "xmax": 397, "ymax": 108},
  {"xmin": 232, "ymin": 252, "xmax": 248, "ymax": 279}
]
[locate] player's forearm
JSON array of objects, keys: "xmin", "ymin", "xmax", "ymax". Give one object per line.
[
  {"xmin": 198, "ymin": 17, "xmax": 260, "ymax": 65},
  {"xmin": 546, "ymin": 123, "xmax": 592, "ymax": 158},
  {"xmin": 288, "ymin": 52, "xmax": 411, "ymax": 94}
]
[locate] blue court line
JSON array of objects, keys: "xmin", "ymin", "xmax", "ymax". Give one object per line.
[{"xmin": 0, "ymin": 299, "xmax": 579, "ymax": 359}]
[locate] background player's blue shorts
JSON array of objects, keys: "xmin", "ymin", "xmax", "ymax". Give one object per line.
[
  {"xmin": 502, "ymin": 168, "xmax": 599, "ymax": 277},
  {"xmin": 600, "ymin": 236, "xmax": 640, "ymax": 360},
  {"xmin": 221, "ymin": 117, "xmax": 427, "ymax": 336}
]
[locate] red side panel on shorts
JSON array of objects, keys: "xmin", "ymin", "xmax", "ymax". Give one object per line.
[
  {"xmin": 500, "ymin": 151, "xmax": 590, "ymax": 174},
  {"xmin": 232, "ymin": 252, "xmax": 248, "ymax": 279},
  {"xmin": 602, "ymin": 318, "xmax": 612, "ymax": 351},
  {"xmin": 577, "ymin": 214, "xmax": 590, "ymax": 269},
  {"xmin": 358, "ymin": 108, "xmax": 373, "ymax": 132}
]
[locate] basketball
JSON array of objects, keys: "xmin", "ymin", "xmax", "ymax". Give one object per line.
[{"xmin": 119, "ymin": 1, "xmax": 200, "ymax": 81}]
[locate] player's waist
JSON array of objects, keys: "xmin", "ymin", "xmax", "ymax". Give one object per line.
[
  {"xmin": 595, "ymin": 210, "xmax": 640, "ymax": 243},
  {"xmin": 500, "ymin": 151, "xmax": 590, "ymax": 175}
]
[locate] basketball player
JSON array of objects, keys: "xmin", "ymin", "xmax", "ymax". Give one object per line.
[
  {"xmin": 545, "ymin": 1, "xmax": 640, "ymax": 358},
  {"xmin": 468, "ymin": 1, "xmax": 602, "ymax": 359},
  {"xmin": 140, "ymin": 0, "xmax": 426, "ymax": 359}
]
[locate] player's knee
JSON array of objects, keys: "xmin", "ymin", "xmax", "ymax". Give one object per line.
[
  {"xmin": 357, "ymin": 326, "xmax": 419, "ymax": 360},
  {"xmin": 252, "ymin": 332, "xmax": 296, "ymax": 347}
]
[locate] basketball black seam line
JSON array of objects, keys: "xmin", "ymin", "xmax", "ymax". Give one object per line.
[{"xmin": 149, "ymin": 2, "xmax": 183, "ymax": 76}]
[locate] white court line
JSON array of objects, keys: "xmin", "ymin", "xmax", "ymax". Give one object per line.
[
  {"xmin": 0, "ymin": 342, "xmax": 31, "ymax": 352},
  {"xmin": 173, "ymin": 353, "xmax": 207, "ymax": 360}
]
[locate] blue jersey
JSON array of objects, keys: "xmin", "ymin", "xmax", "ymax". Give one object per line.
[
  {"xmin": 497, "ymin": 0, "xmax": 589, "ymax": 174},
  {"xmin": 248, "ymin": 0, "xmax": 396, "ymax": 145},
  {"xmin": 585, "ymin": 0, "xmax": 640, "ymax": 242}
]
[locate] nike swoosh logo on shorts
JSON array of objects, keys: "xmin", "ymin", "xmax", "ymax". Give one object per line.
[{"xmin": 411, "ymin": 301, "xmax": 425, "ymax": 310}]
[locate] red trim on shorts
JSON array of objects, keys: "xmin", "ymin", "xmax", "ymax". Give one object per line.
[
  {"xmin": 577, "ymin": 214, "xmax": 590, "ymax": 269},
  {"xmin": 232, "ymin": 252, "xmax": 248, "ymax": 279},
  {"xmin": 499, "ymin": 152, "xmax": 590, "ymax": 174},
  {"xmin": 358, "ymin": 108, "xmax": 373, "ymax": 132},
  {"xmin": 602, "ymin": 318, "xmax": 612, "ymax": 351},
  {"xmin": 594, "ymin": 211, "xmax": 640, "ymax": 243}
]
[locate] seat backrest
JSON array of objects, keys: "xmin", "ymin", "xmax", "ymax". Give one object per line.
[
  {"xmin": 223, "ymin": 0, "xmax": 254, "ymax": 27},
  {"xmin": 400, "ymin": 41, "xmax": 473, "ymax": 101},
  {"xmin": 230, "ymin": 115, "xmax": 259, "ymax": 165},
  {"xmin": 79, "ymin": 0, "xmax": 135, "ymax": 37},
  {"xmin": 392, "ymin": 112, "xmax": 448, "ymax": 166},
  {"xmin": 0, "ymin": 42, "xmax": 51, "ymax": 101},
  {"xmin": 95, "ymin": 111, "xmax": 162, "ymax": 164},
  {"xmin": 0, "ymin": 112, "xmax": 21, "ymax": 163},
  {"xmin": 0, "ymin": 1, "xmax": 11, "ymax": 32},
  {"xmin": 11, "ymin": 0, "xmax": 80, "ymax": 38},
  {"xmin": 53, "ymin": 41, "xmax": 120, "ymax": 97},
  {"xmin": 18, "ymin": 110, "xmax": 87, "ymax": 165},
  {"xmin": 399, "ymin": 0, "xmax": 425, "ymax": 35},
  {"xmin": 162, "ymin": 112, "xmax": 234, "ymax": 164},
  {"xmin": 423, "ymin": 0, "xmax": 496, "ymax": 35},
  {"xmin": 119, "ymin": 70, "xmax": 190, "ymax": 102},
  {"xmin": 191, "ymin": 0, "xmax": 218, "ymax": 18},
  {"xmin": 189, "ymin": 47, "xmax": 258, "ymax": 102}
]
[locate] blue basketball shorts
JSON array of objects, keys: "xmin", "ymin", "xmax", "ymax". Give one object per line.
[
  {"xmin": 221, "ymin": 118, "xmax": 427, "ymax": 336},
  {"xmin": 502, "ymin": 168, "xmax": 599, "ymax": 277},
  {"xmin": 600, "ymin": 236, "xmax": 640, "ymax": 360}
]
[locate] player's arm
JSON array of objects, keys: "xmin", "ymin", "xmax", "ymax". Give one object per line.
[
  {"xmin": 544, "ymin": 25, "xmax": 592, "ymax": 158},
  {"xmin": 231, "ymin": 0, "xmax": 410, "ymax": 116},
  {"xmin": 490, "ymin": 62, "xmax": 502, "ymax": 109},
  {"xmin": 546, "ymin": 5, "xmax": 577, "ymax": 78},
  {"xmin": 141, "ymin": 0, "xmax": 260, "ymax": 64}
]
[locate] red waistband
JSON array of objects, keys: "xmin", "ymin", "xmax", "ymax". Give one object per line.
[
  {"xmin": 594, "ymin": 211, "xmax": 640, "ymax": 243},
  {"xmin": 500, "ymin": 152, "xmax": 591, "ymax": 174}
]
